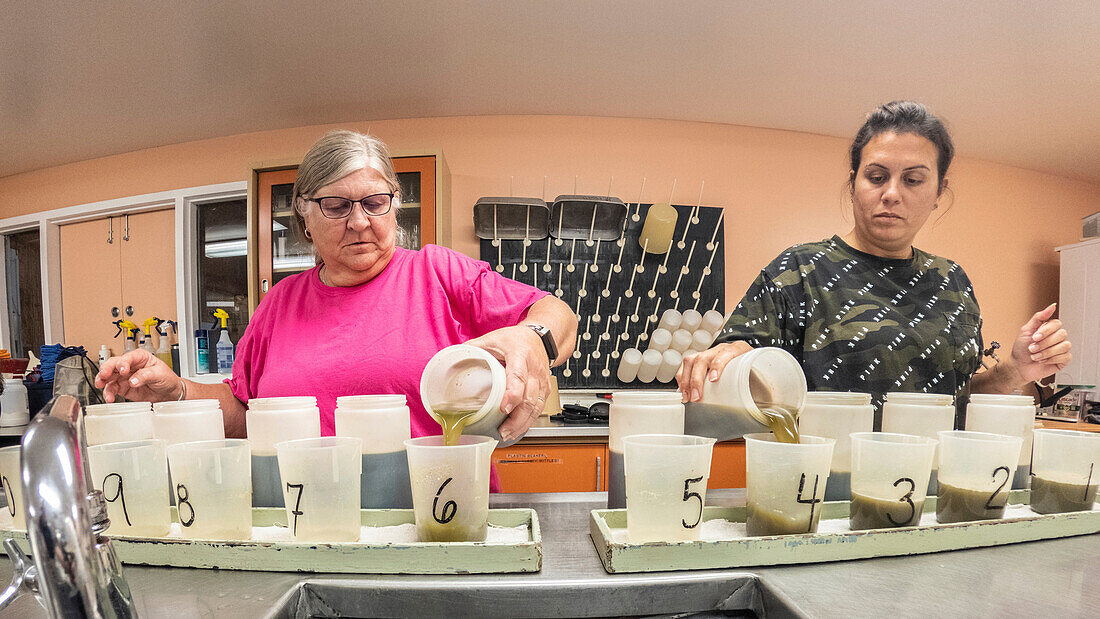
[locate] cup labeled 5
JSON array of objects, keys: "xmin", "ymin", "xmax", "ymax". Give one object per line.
[{"xmin": 623, "ymin": 434, "xmax": 716, "ymax": 543}]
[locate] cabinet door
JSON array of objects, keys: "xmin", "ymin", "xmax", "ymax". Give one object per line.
[
  {"xmin": 118, "ymin": 210, "xmax": 177, "ymax": 350},
  {"xmin": 60, "ymin": 218, "xmax": 123, "ymax": 354},
  {"xmin": 492, "ymin": 444, "xmax": 607, "ymax": 493},
  {"xmin": 393, "ymin": 156, "xmax": 436, "ymax": 247},
  {"xmin": 1058, "ymin": 244, "xmax": 1100, "ymax": 387},
  {"xmin": 709, "ymin": 441, "xmax": 746, "ymax": 489}
]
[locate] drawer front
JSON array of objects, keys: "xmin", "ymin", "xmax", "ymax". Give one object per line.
[
  {"xmin": 493, "ymin": 444, "xmax": 607, "ymax": 493},
  {"xmin": 709, "ymin": 441, "xmax": 746, "ymax": 489}
]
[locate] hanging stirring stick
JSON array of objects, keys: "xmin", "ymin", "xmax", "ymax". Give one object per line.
[
  {"xmin": 582, "ymin": 315, "xmax": 592, "ymax": 341},
  {"xmin": 555, "ymin": 263, "xmax": 564, "ymax": 297},
  {"xmin": 677, "ymin": 181, "xmax": 705, "ymax": 250},
  {"xmin": 648, "ymin": 249, "xmax": 674, "ymax": 299},
  {"xmin": 586, "ymin": 197, "xmax": 598, "ymax": 248},
  {"xmin": 631, "ymin": 177, "xmax": 646, "ymax": 222},
  {"xmin": 578, "ymin": 262, "xmax": 589, "ymax": 299},
  {"xmin": 511, "ymin": 263, "xmax": 516, "ymax": 280},
  {"xmin": 493, "ymin": 205, "xmax": 504, "ymax": 273},
  {"xmin": 543, "ymin": 238, "xmax": 553, "ymax": 273},
  {"xmin": 566, "ymin": 239, "xmax": 577, "ymax": 273},
  {"xmin": 572, "ymin": 332, "xmax": 582, "ymax": 359},
  {"xmin": 635, "ymin": 298, "xmax": 663, "ymax": 346},
  {"xmin": 554, "ymin": 201, "xmax": 564, "ymax": 247},
  {"xmin": 692, "ymin": 242, "xmax": 720, "ymax": 301},
  {"xmin": 519, "ymin": 203, "xmax": 530, "ymax": 273},
  {"xmin": 591, "ymin": 239, "xmax": 601, "ymax": 273},
  {"xmin": 706, "ymin": 209, "xmax": 724, "ymax": 251},
  {"xmin": 604, "ymin": 235, "xmax": 627, "ymax": 297},
  {"xmin": 609, "ymin": 298, "xmax": 623, "ymax": 327},
  {"xmin": 623, "ymin": 239, "xmax": 646, "ymax": 298},
  {"xmin": 563, "ymin": 357, "xmax": 571, "ymax": 378},
  {"xmin": 671, "ymin": 240, "xmax": 697, "ymax": 300},
  {"xmin": 592, "ymin": 295, "xmax": 603, "ymax": 324}
]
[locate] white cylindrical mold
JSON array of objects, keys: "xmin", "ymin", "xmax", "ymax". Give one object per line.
[
  {"xmin": 245, "ymin": 396, "xmax": 318, "ymax": 410},
  {"xmin": 616, "ymin": 349, "xmax": 643, "ymax": 383},
  {"xmin": 965, "ymin": 393, "xmax": 1036, "ymax": 489},
  {"xmin": 670, "ymin": 329, "xmax": 693, "ymax": 353},
  {"xmin": 656, "ymin": 349, "xmax": 683, "ymax": 384},
  {"xmin": 881, "ymin": 392, "xmax": 955, "ymax": 494},
  {"xmin": 647, "ymin": 328, "xmax": 672, "ymax": 353},
  {"xmin": 700, "ymin": 310, "xmax": 725, "ymax": 336},
  {"xmin": 246, "ymin": 401, "xmax": 321, "ymax": 508},
  {"xmin": 657, "ymin": 309, "xmax": 683, "ymax": 333},
  {"xmin": 84, "ymin": 410, "xmax": 155, "ymax": 446},
  {"xmin": 681, "ymin": 309, "xmax": 703, "ymax": 332},
  {"xmin": 152, "ymin": 400, "xmax": 225, "ymax": 446},
  {"xmin": 608, "ymin": 390, "xmax": 686, "ymax": 508},
  {"xmin": 0, "ymin": 380, "xmax": 29, "ymax": 427},
  {"xmin": 636, "ymin": 349, "xmax": 663, "ymax": 383},
  {"xmin": 797, "ymin": 392, "xmax": 875, "ymax": 501},
  {"xmin": 335, "ymin": 394, "xmax": 414, "ymax": 508},
  {"xmin": 691, "ymin": 330, "xmax": 713, "ymax": 352}
]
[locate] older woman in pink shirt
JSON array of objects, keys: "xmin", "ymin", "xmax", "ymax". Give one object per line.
[{"xmin": 96, "ymin": 130, "xmax": 577, "ymax": 443}]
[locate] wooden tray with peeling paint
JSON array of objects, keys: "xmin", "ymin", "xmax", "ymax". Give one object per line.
[
  {"xmin": 0, "ymin": 508, "xmax": 541, "ymax": 574},
  {"xmin": 589, "ymin": 490, "xmax": 1100, "ymax": 573}
]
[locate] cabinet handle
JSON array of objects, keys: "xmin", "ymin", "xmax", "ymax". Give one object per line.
[
  {"xmin": 261, "ymin": 279, "xmax": 270, "ymax": 293},
  {"xmin": 110, "ymin": 306, "xmax": 120, "ymax": 318},
  {"xmin": 125, "ymin": 305, "xmax": 134, "ymax": 317},
  {"xmin": 122, "ymin": 214, "xmax": 130, "ymax": 242},
  {"xmin": 107, "ymin": 218, "xmax": 114, "ymax": 244},
  {"xmin": 595, "ymin": 455, "xmax": 602, "ymax": 492}
]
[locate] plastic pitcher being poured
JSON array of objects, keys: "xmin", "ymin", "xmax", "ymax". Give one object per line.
[{"xmin": 419, "ymin": 344, "xmax": 523, "ymax": 447}]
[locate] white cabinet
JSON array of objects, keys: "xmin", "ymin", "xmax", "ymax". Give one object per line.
[{"xmin": 1057, "ymin": 238, "xmax": 1100, "ymax": 388}]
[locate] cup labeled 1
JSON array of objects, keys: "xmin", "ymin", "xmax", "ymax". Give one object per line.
[
  {"xmin": 0, "ymin": 446, "xmax": 25, "ymax": 529},
  {"xmin": 623, "ymin": 434, "xmax": 716, "ymax": 542},
  {"xmin": 744, "ymin": 433, "xmax": 834, "ymax": 536},
  {"xmin": 275, "ymin": 436, "xmax": 362, "ymax": 542},
  {"xmin": 166, "ymin": 439, "xmax": 252, "ymax": 540},
  {"xmin": 935, "ymin": 430, "xmax": 1022, "ymax": 524},
  {"xmin": 1029, "ymin": 429, "xmax": 1100, "ymax": 514},
  {"xmin": 404, "ymin": 435, "xmax": 497, "ymax": 542},
  {"xmin": 88, "ymin": 439, "xmax": 171, "ymax": 537}
]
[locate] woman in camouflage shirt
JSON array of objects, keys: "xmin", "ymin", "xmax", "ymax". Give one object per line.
[{"xmin": 677, "ymin": 102, "xmax": 1072, "ymax": 422}]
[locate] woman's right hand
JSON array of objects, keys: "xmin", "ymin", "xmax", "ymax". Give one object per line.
[
  {"xmin": 94, "ymin": 349, "xmax": 182, "ymax": 403},
  {"xmin": 675, "ymin": 341, "xmax": 755, "ymax": 403}
]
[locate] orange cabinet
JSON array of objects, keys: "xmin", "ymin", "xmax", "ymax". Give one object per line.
[
  {"xmin": 493, "ymin": 443, "xmax": 608, "ymax": 493},
  {"xmin": 709, "ymin": 441, "xmax": 747, "ymax": 489}
]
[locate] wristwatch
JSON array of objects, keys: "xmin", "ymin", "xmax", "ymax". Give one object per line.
[{"xmin": 526, "ymin": 324, "xmax": 558, "ymax": 364}]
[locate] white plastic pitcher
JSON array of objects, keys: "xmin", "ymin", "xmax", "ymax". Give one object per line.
[{"xmin": 420, "ymin": 344, "xmax": 521, "ymax": 446}]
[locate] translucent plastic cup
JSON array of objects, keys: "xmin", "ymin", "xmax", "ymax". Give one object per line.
[
  {"xmin": 152, "ymin": 400, "xmax": 225, "ymax": 446},
  {"xmin": 246, "ymin": 403, "xmax": 321, "ymax": 508},
  {"xmin": 1029, "ymin": 429, "xmax": 1100, "ymax": 514},
  {"xmin": 335, "ymin": 395, "xmax": 413, "ymax": 509},
  {"xmin": 166, "ymin": 439, "xmax": 252, "ymax": 540},
  {"xmin": 797, "ymin": 392, "xmax": 874, "ymax": 501},
  {"xmin": 744, "ymin": 433, "xmax": 834, "ymax": 536},
  {"xmin": 623, "ymin": 434, "xmax": 716, "ymax": 542},
  {"xmin": 935, "ymin": 430, "xmax": 1023, "ymax": 524},
  {"xmin": 608, "ymin": 391, "xmax": 686, "ymax": 508},
  {"xmin": 275, "ymin": 437, "xmax": 363, "ymax": 542},
  {"xmin": 881, "ymin": 392, "xmax": 955, "ymax": 493},
  {"xmin": 0, "ymin": 446, "xmax": 25, "ymax": 529},
  {"xmin": 965, "ymin": 394, "xmax": 1036, "ymax": 489},
  {"xmin": 404, "ymin": 435, "xmax": 497, "ymax": 542},
  {"xmin": 88, "ymin": 439, "xmax": 171, "ymax": 537},
  {"xmin": 849, "ymin": 433, "xmax": 937, "ymax": 530},
  {"xmin": 83, "ymin": 402, "xmax": 155, "ymax": 446}
]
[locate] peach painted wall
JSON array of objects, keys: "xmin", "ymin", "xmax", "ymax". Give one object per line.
[{"xmin": 1, "ymin": 115, "xmax": 1097, "ymax": 347}]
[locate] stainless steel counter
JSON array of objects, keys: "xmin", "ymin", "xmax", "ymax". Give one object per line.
[
  {"xmin": 523, "ymin": 415, "xmax": 608, "ymax": 439},
  {"xmin": 1, "ymin": 490, "xmax": 1097, "ymax": 617}
]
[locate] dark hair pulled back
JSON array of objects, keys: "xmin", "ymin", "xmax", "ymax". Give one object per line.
[{"xmin": 849, "ymin": 101, "xmax": 954, "ymax": 190}]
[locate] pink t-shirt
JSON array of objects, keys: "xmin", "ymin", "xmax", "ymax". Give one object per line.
[{"xmin": 227, "ymin": 245, "xmax": 548, "ymax": 438}]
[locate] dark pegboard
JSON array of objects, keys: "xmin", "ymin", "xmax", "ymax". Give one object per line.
[{"xmin": 480, "ymin": 202, "xmax": 724, "ymax": 389}]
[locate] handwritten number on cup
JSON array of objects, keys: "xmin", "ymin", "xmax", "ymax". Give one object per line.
[
  {"xmin": 176, "ymin": 484, "xmax": 195, "ymax": 527},
  {"xmin": 795, "ymin": 473, "xmax": 822, "ymax": 533},
  {"xmin": 985, "ymin": 466, "xmax": 1010, "ymax": 511},
  {"xmin": 286, "ymin": 483, "xmax": 305, "ymax": 535},
  {"xmin": 681, "ymin": 476, "xmax": 704, "ymax": 529},
  {"xmin": 432, "ymin": 478, "xmax": 458, "ymax": 524},
  {"xmin": 886, "ymin": 477, "xmax": 917, "ymax": 526},
  {"xmin": 102, "ymin": 473, "xmax": 132, "ymax": 526},
  {"xmin": 1, "ymin": 476, "xmax": 13, "ymax": 517}
]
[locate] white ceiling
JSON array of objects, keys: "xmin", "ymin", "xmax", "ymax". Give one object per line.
[{"xmin": 3, "ymin": 1, "xmax": 1099, "ymax": 183}]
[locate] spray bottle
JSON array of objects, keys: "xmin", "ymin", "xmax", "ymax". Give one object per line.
[
  {"xmin": 163, "ymin": 320, "xmax": 180, "ymax": 374},
  {"xmin": 212, "ymin": 309, "xmax": 235, "ymax": 374},
  {"xmin": 140, "ymin": 317, "xmax": 159, "ymax": 356},
  {"xmin": 115, "ymin": 319, "xmax": 140, "ymax": 353},
  {"xmin": 152, "ymin": 318, "xmax": 175, "ymax": 370}
]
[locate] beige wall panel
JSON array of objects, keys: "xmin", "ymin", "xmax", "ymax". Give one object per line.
[{"xmin": 59, "ymin": 218, "xmax": 123, "ymax": 355}]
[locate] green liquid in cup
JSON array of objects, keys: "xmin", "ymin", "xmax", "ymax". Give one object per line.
[
  {"xmin": 936, "ymin": 482, "xmax": 1008, "ymax": 523},
  {"xmin": 746, "ymin": 501, "xmax": 820, "ymax": 536},
  {"xmin": 435, "ymin": 408, "xmax": 480, "ymax": 446},
  {"xmin": 850, "ymin": 491, "xmax": 923, "ymax": 530},
  {"xmin": 1030, "ymin": 477, "xmax": 1098, "ymax": 514}
]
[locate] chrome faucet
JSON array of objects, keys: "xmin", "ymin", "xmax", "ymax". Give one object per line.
[{"xmin": 0, "ymin": 395, "xmax": 136, "ymax": 617}]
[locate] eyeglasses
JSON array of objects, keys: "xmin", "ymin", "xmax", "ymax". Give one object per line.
[{"xmin": 306, "ymin": 193, "xmax": 395, "ymax": 219}]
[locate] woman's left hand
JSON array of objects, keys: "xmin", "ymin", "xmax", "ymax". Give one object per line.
[
  {"xmin": 466, "ymin": 325, "xmax": 551, "ymax": 442},
  {"xmin": 1010, "ymin": 303, "xmax": 1072, "ymax": 383}
]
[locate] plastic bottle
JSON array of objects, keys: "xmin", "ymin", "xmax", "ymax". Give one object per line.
[
  {"xmin": 195, "ymin": 329, "xmax": 210, "ymax": 374},
  {"xmin": 153, "ymin": 319, "xmax": 174, "ymax": 370},
  {"xmin": 212, "ymin": 309, "xmax": 235, "ymax": 374},
  {"xmin": 0, "ymin": 379, "xmax": 29, "ymax": 427},
  {"xmin": 638, "ymin": 202, "xmax": 678, "ymax": 254},
  {"xmin": 118, "ymin": 320, "xmax": 139, "ymax": 353},
  {"xmin": 98, "ymin": 345, "xmax": 111, "ymax": 365}
]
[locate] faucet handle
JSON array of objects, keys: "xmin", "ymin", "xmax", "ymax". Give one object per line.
[
  {"xmin": 0, "ymin": 538, "xmax": 40, "ymax": 611},
  {"xmin": 88, "ymin": 490, "xmax": 111, "ymax": 534}
]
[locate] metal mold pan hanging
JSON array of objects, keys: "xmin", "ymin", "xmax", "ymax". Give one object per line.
[
  {"xmin": 549, "ymin": 195, "xmax": 626, "ymax": 241},
  {"xmin": 473, "ymin": 197, "xmax": 550, "ymax": 240}
]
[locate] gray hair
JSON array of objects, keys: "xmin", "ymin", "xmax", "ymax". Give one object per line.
[{"xmin": 292, "ymin": 130, "xmax": 410, "ymax": 250}]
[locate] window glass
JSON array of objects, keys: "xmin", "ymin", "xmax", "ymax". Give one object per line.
[{"xmin": 4, "ymin": 229, "xmax": 44, "ymax": 358}]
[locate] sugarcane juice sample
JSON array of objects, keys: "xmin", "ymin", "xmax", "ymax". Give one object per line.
[
  {"xmin": 746, "ymin": 501, "xmax": 820, "ymax": 536},
  {"xmin": 434, "ymin": 404, "xmax": 481, "ymax": 446},
  {"xmin": 1030, "ymin": 476, "xmax": 1099, "ymax": 514},
  {"xmin": 936, "ymin": 482, "xmax": 1009, "ymax": 523},
  {"xmin": 759, "ymin": 406, "xmax": 799, "ymax": 445},
  {"xmin": 850, "ymin": 491, "xmax": 923, "ymax": 529}
]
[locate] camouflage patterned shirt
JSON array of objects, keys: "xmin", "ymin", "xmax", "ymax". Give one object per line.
[{"xmin": 714, "ymin": 236, "xmax": 983, "ymax": 422}]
